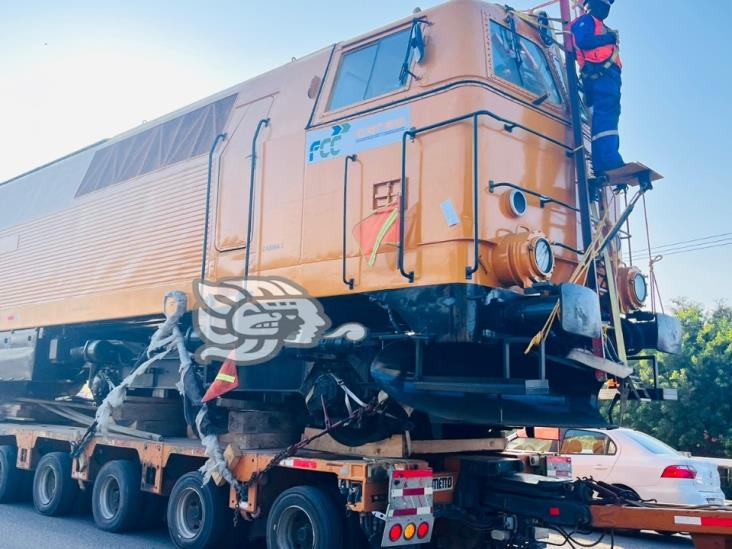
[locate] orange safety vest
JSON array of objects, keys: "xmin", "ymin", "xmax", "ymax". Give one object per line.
[{"xmin": 572, "ymin": 16, "xmax": 622, "ymax": 71}]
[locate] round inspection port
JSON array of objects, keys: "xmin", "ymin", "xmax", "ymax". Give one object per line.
[{"xmin": 507, "ymin": 189, "xmax": 528, "ymax": 217}]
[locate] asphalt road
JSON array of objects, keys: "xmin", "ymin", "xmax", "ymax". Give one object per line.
[{"xmin": 0, "ymin": 501, "xmax": 694, "ymax": 549}]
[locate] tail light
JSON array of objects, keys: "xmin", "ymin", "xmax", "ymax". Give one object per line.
[
  {"xmin": 661, "ymin": 465, "xmax": 696, "ymax": 479},
  {"xmin": 417, "ymin": 522, "xmax": 430, "ymax": 539},
  {"xmin": 388, "ymin": 524, "xmax": 403, "ymax": 542}
]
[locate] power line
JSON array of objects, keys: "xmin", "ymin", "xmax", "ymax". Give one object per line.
[
  {"xmin": 624, "ymin": 239, "xmax": 732, "ymax": 259},
  {"xmin": 661, "ymin": 240, "xmax": 732, "ymax": 257},
  {"xmin": 630, "ymin": 232, "xmax": 732, "ymax": 255},
  {"xmin": 638, "ymin": 237, "xmax": 732, "ymax": 256}
]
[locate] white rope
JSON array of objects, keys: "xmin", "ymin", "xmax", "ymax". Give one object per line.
[{"xmin": 93, "ymin": 290, "xmax": 240, "ymax": 492}]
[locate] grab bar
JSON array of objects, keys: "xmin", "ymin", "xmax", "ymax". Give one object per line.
[
  {"xmin": 398, "ymin": 109, "xmax": 571, "ymax": 283},
  {"xmin": 342, "ymin": 154, "xmax": 358, "ymax": 290},
  {"xmin": 200, "ymin": 132, "xmax": 227, "ymax": 281},
  {"xmin": 244, "ymin": 118, "xmax": 270, "ymax": 281}
]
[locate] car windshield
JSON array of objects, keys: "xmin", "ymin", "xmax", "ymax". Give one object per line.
[
  {"xmin": 490, "ymin": 20, "xmax": 562, "ymax": 105},
  {"xmin": 624, "ymin": 430, "xmax": 680, "ymax": 455},
  {"xmin": 506, "ymin": 437, "xmax": 556, "ymax": 452}
]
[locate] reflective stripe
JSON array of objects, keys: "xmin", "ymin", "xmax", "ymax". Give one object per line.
[
  {"xmin": 215, "ymin": 373, "xmax": 236, "ymax": 383},
  {"xmin": 592, "ymin": 130, "xmax": 619, "ymax": 141}
]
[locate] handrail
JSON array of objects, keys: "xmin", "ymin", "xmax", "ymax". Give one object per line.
[
  {"xmin": 244, "ymin": 118, "xmax": 270, "ymax": 281},
  {"xmin": 398, "ymin": 109, "xmax": 570, "ymax": 283},
  {"xmin": 200, "ymin": 132, "xmax": 227, "ymax": 281},
  {"xmin": 488, "ymin": 180, "xmax": 579, "ymax": 213},
  {"xmin": 342, "ymin": 154, "xmax": 358, "ymax": 290}
]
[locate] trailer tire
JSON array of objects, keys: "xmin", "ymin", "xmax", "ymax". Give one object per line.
[
  {"xmin": 267, "ymin": 485, "xmax": 344, "ymax": 549},
  {"xmin": 0, "ymin": 445, "xmax": 22, "ymax": 503},
  {"xmin": 92, "ymin": 460, "xmax": 143, "ymax": 532},
  {"xmin": 32, "ymin": 452, "xmax": 78, "ymax": 516},
  {"xmin": 167, "ymin": 471, "xmax": 229, "ymax": 549}
]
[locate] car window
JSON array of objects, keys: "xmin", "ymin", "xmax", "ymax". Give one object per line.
[
  {"xmin": 623, "ymin": 430, "xmax": 679, "ymax": 455},
  {"xmin": 561, "ymin": 430, "xmax": 617, "ymax": 455},
  {"xmin": 506, "ymin": 437, "xmax": 556, "ymax": 453},
  {"xmin": 329, "ymin": 28, "xmax": 412, "ymax": 111},
  {"xmin": 489, "ymin": 20, "xmax": 562, "ymax": 105}
]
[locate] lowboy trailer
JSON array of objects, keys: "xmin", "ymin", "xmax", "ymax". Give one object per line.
[{"xmin": 0, "ymin": 421, "xmax": 731, "ymax": 548}]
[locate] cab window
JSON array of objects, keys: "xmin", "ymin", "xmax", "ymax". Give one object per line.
[
  {"xmin": 489, "ymin": 20, "xmax": 562, "ymax": 105},
  {"xmin": 328, "ymin": 28, "xmax": 412, "ymax": 111},
  {"xmin": 561, "ymin": 430, "xmax": 617, "ymax": 455}
]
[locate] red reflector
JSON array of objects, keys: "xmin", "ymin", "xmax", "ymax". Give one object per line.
[
  {"xmin": 417, "ymin": 522, "xmax": 430, "ymax": 539},
  {"xmin": 402, "ymin": 488, "xmax": 425, "ymax": 496},
  {"xmin": 393, "ymin": 469, "xmax": 433, "ymax": 479},
  {"xmin": 291, "ymin": 459, "xmax": 318, "ymax": 470},
  {"xmin": 393, "ymin": 508, "xmax": 418, "ymax": 517},
  {"xmin": 662, "ymin": 465, "xmax": 696, "ymax": 479},
  {"xmin": 549, "ymin": 507, "xmax": 561, "ymax": 517},
  {"xmin": 389, "ymin": 524, "xmax": 403, "ymax": 542},
  {"xmin": 702, "ymin": 517, "xmax": 732, "ymax": 528}
]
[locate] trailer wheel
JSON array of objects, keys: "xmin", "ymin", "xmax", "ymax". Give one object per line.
[
  {"xmin": 92, "ymin": 460, "xmax": 143, "ymax": 532},
  {"xmin": 32, "ymin": 452, "xmax": 78, "ymax": 516},
  {"xmin": 167, "ymin": 471, "xmax": 229, "ymax": 549},
  {"xmin": 0, "ymin": 445, "xmax": 22, "ymax": 503},
  {"xmin": 267, "ymin": 486, "xmax": 344, "ymax": 549}
]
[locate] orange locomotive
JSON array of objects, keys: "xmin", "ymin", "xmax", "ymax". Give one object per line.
[{"xmin": 0, "ymin": 0, "xmax": 678, "ymax": 442}]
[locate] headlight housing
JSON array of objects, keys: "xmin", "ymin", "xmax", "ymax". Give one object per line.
[
  {"xmin": 492, "ymin": 231, "xmax": 555, "ymax": 288},
  {"xmin": 617, "ymin": 266, "xmax": 647, "ymax": 312}
]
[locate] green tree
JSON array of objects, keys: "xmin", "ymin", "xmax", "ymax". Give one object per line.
[{"xmin": 623, "ymin": 300, "xmax": 732, "ymax": 458}]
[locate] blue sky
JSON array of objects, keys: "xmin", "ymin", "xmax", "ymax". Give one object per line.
[{"xmin": 1, "ymin": 0, "xmax": 730, "ymax": 307}]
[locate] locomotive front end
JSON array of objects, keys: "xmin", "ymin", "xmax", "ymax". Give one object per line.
[{"xmin": 320, "ymin": 0, "xmax": 684, "ymax": 432}]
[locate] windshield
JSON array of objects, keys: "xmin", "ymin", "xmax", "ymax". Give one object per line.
[
  {"xmin": 624, "ymin": 430, "xmax": 680, "ymax": 455},
  {"xmin": 489, "ymin": 20, "xmax": 562, "ymax": 105},
  {"xmin": 329, "ymin": 28, "xmax": 413, "ymax": 111}
]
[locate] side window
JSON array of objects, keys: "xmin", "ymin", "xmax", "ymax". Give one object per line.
[
  {"xmin": 561, "ymin": 430, "xmax": 617, "ymax": 455},
  {"xmin": 489, "ymin": 20, "xmax": 562, "ymax": 105},
  {"xmin": 328, "ymin": 28, "xmax": 412, "ymax": 111}
]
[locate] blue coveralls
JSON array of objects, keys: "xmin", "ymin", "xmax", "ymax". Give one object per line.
[{"xmin": 571, "ymin": 14, "xmax": 625, "ymax": 173}]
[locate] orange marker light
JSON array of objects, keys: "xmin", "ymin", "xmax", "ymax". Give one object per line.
[{"xmin": 404, "ymin": 523, "xmax": 417, "ymax": 540}]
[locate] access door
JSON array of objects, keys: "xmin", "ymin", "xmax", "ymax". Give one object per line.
[{"xmin": 215, "ymin": 96, "xmax": 274, "ymax": 252}]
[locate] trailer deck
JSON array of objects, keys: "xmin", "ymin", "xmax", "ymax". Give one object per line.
[{"xmin": 1, "ymin": 419, "xmax": 732, "ymax": 548}]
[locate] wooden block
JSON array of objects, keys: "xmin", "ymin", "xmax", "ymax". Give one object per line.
[
  {"xmin": 301, "ymin": 428, "xmax": 406, "ymax": 458},
  {"xmin": 300, "ymin": 428, "xmax": 508, "ymax": 457},
  {"xmin": 224, "ymin": 444, "xmax": 243, "ymax": 468},
  {"xmin": 409, "ymin": 437, "xmax": 506, "ymax": 454},
  {"xmin": 228, "ymin": 410, "xmax": 300, "ymax": 434},
  {"xmin": 129, "ymin": 419, "xmax": 187, "ymax": 437},
  {"xmin": 219, "ymin": 431, "xmax": 300, "ymax": 450},
  {"xmin": 211, "ymin": 470, "xmax": 225, "ymax": 487},
  {"xmin": 113, "ymin": 402, "xmax": 183, "ymax": 423}
]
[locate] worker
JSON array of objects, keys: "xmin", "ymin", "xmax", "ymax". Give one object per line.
[{"xmin": 572, "ymin": 0, "xmax": 624, "ymax": 174}]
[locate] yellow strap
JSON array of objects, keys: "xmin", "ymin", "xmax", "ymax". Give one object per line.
[
  {"xmin": 368, "ymin": 207, "xmax": 399, "ymax": 267},
  {"xmin": 215, "ymin": 373, "xmax": 236, "ymax": 383},
  {"xmin": 524, "ymin": 196, "xmax": 618, "ymax": 354}
]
